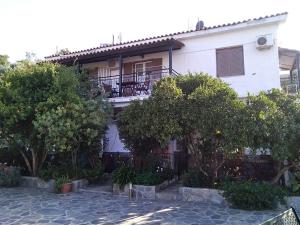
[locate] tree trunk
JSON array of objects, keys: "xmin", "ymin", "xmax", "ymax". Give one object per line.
[
  {"xmin": 31, "ymin": 149, "xmax": 38, "ymax": 177},
  {"xmin": 271, "ymin": 161, "xmax": 299, "ymax": 184},
  {"xmin": 19, "ymin": 150, "xmax": 33, "ymax": 176}
]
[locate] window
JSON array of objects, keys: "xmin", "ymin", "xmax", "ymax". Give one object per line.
[{"xmin": 216, "ymin": 46, "xmax": 245, "ymax": 77}]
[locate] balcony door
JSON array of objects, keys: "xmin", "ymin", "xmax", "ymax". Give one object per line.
[{"xmin": 134, "ymin": 61, "xmax": 152, "ymax": 82}]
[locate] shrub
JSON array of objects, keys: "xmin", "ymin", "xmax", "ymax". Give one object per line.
[
  {"xmin": 112, "ymin": 165, "xmax": 135, "ymax": 188},
  {"xmin": 0, "ymin": 166, "xmax": 21, "ymax": 187},
  {"xmin": 157, "ymin": 167, "xmax": 175, "ymax": 181},
  {"xmin": 79, "ymin": 163, "xmax": 104, "ymax": 184},
  {"xmin": 39, "ymin": 164, "xmax": 74, "ymax": 181},
  {"xmin": 135, "ymin": 171, "xmax": 162, "ymax": 185},
  {"xmin": 182, "ymin": 170, "xmax": 213, "ymax": 188},
  {"xmin": 221, "ymin": 181, "xmax": 287, "ymax": 210}
]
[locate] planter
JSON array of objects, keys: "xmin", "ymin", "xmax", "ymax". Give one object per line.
[
  {"xmin": 113, "ymin": 183, "xmax": 130, "ymax": 196},
  {"xmin": 72, "ymin": 179, "xmax": 88, "ymax": 192},
  {"xmin": 179, "ymin": 187, "xmax": 226, "ymax": 205},
  {"xmin": 61, "ymin": 183, "xmax": 72, "ymax": 194},
  {"xmin": 132, "ymin": 177, "xmax": 178, "ymax": 200}
]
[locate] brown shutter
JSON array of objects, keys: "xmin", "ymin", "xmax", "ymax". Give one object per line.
[
  {"xmin": 216, "ymin": 46, "xmax": 244, "ymax": 77},
  {"xmin": 88, "ymin": 67, "xmax": 98, "ymax": 79}
]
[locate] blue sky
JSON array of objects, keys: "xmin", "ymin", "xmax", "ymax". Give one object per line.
[{"xmin": 0, "ymin": 0, "xmax": 298, "ymax": 62}]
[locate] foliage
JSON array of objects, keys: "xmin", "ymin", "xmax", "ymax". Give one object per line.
[
  {"xmin": 118, "ymin": 73, "xmax": 246, "ymax": 184},
  {"xmin": 39, "ymin": 162, "xmax": 104, "ymax": 184},
  {"xmin": 245, "ymin": 89, "xmax": 300, "ymax": 184},
  {"xmin": 118, "ymin": 77, "xmax": 182, "ymax": 157},
  {"xmin": 54, "ymin": 175, "xmax": 71, "ymax": 193},
  {"xmin": 79, "ymin": 163, "xmax": 104, "ymax": 184},
  {"xmin": 135, "ymin": 171, "xmax": 163, "ymax": 185},
  {"xmin": 0, "ymin": 62, "xmax": 110, "ymax": 176},
  {"xmin": 0, "ymin": 55, "xmax": 10, "ymax": 75},
  {"xmin": 221, "ymin": 181, "xmax": 287, "ymax": 210},
  {"xmin": 291, "ymin": 172, "xmax": 300, "ymax": 194},
  {"xmin": 112, "ymin": 165, "xmax": 136, "ymax": 188},
  {"xmin": 182, "ymin": 169, "xmax": 213, "ymax": 188},
  {"xmin": 0, "ymin": 166, "xmax": 21, "ymax": 187},
  {"xmin": 134, "ymin": 167, "xmax": 175, "ymax": 185}
]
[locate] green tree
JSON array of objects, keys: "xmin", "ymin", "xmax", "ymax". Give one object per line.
[
  {"xmin": 0, "ymin": 62, "xmax": 109, "ymax": 176},
  {"xmin": 0, "ymin": 55, "xmax": 10, "ymax": 75},
  {"xmin": 118, "ymin": 73, "xmax": 246, "ymax": 183},
  {"xmin": 246, "ymin": 89, "xmax": 300, "ymax": 184}
]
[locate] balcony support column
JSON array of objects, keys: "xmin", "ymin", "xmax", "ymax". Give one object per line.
[
  {"xmin": 168, "ymin": 45, "xmax": 173, "ymax": 75},
  {"xmin": 119, "ymin": 55, "xmax": 123, "ymax": 97}
]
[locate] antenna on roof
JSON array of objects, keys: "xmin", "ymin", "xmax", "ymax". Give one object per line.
[
  {"xmin": 118, "ymin": 32, "xmax": 122, "ymax": 43},
  {"xmin": 112, "ymin": 34, "xmax": 115, "ymax": 45}
]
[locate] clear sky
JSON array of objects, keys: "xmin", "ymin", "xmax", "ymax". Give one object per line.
[{"xmin": 0, "ymin": 0, "xmax": 298, "ymax": 62}]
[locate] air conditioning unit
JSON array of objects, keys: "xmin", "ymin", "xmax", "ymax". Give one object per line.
[{"xmin": 256, "ymin": 34, "xmax": 274, "ymax": 50}]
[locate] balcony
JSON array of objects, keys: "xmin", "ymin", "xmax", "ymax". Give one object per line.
[{"xmin": 90, "ymin": 68, "xmax": 176, "ymax": 98}]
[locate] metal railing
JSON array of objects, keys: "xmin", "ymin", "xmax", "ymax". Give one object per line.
[{"xmin": 90, "ymin": 68, "xmax": 177, "ymax": 98}]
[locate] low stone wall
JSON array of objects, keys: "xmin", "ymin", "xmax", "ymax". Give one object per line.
[
  {"xmin": 21, "ymin": 176, "xmax": 55, "ymax": 192},
  {"xmin": 132, "ymin": 177, "xmax": 178, "ymax": 200},
  {"xmin": 179, "ymin": 187, "xmax": 226, "ymax": 205},
  {"xmin": 21, "ymin": 176, "xmax": 88, "ymax": 193},
  {"xmin": 132, "ymin": 185, "xmax": 156, "ymax": 199},
  {"xmin": 113, "ymin": 183, "xmax": 130, "ymax": 196},
  {"xmin": 72, "ymin": 179, "xmax": 88, "ymax": 192}
]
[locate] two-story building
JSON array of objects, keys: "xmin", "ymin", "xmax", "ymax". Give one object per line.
[{"xmin": 45, "ymin": 12, "xmax": 296, "ymax": 169}]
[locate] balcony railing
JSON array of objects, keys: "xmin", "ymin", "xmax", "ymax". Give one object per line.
[{"xmin": 90, "ymin": 68, "xmax": 174, "ymax": 98}]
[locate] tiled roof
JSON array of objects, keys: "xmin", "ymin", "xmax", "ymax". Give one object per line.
[{"xmin": 45, "ymin": 12, "xmax": 287, "ymax": 62}]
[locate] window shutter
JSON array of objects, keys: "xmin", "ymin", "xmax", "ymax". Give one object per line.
[{"xmin": 216, "ymin": 46, "xmax": 244, "ymax": 77}]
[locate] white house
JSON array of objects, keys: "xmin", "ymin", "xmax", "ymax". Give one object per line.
[{"xmin": 45, "ymin": 12, "xmax": 294, "ymax": 165}]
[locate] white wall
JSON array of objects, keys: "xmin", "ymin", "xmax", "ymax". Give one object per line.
[
  {"xmin": 83, "ymin": 23, "xmax": 281, "ymax": 98},
  {"xmin": 172, "ymin": 23, "xmax": 280, "ymax": 97},
  {"xmin": 104, "ymin": 122, "xmax": 129, "ymax": 153}
]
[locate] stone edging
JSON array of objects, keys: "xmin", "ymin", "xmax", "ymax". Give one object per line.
[
  {"xmin": 179, "ymin": 187, "xmax": 226, "ymax": 205},
  {"xmin": 20, "ymin": 176, "xmax": 88, "ymax": 192}
]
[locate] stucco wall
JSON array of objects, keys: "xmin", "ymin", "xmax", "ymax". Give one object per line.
[
  {"xmin": 172, "ymin": 23, "xmax": 280, "ymax": 97},
  {"xmin": 104, "ymin": 122, "xmax": 129, "ymax": 153},
  {"xmin": 83, "ymin": 23, "xmax": 280, "ymax": 98}
]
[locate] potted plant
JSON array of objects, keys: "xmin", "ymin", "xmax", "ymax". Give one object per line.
[{"xmin": 55, "ymin": 176, "xmax": 72, "ymax": 194}]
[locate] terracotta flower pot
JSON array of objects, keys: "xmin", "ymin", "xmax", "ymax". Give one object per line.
[{"xmin": 61, "ymin": 183, "xmax": 72, "ymax": 194}]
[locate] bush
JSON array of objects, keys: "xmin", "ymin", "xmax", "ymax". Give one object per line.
[
  {"xmin": 182, "ymin": 170, "xmax": 213, "ymax": 188},
  {"xmin": 135, "ymin": 171, "xmax": 162, "ymax": 185},
  {"xmin": 112, "ymin": 165, "xmax": 135, "ymax": 188},
  {"xmin": 221, "ymin": 181, "xmax": 287, "ymax": 210},
  {"xmin": 157, "ymin": 167, "xmax": 175, "ymax": 181},
  {"xmin": 39, "ymin": 164, "xmax": 74, "ymax": 181},
  {"xmin": 0, "ymin": 166, "xmax": 21, "ymax": 187},
  {"xmin": 79, "ymin": 163, "xmax": 104, "ymax": 184}
]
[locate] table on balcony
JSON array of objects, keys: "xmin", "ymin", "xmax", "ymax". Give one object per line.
[{"xmin": 117, "ymin": 81, "xmax": 138, "ymax": 96}]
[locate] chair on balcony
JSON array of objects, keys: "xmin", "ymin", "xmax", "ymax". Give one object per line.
[
  {"xmin": 102, "ymin": 83, "xmax": 118, "ymax": 97},
  {"xmin": 135, "ymin": 77, "xmax": 150, "ymax": 95}
]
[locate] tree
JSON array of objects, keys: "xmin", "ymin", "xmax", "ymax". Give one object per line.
[
  {"xmin": 118, "ymin": 74, "xmax": 246, "ymax": 183},
  {"xmin": 175, "ymin": 74, "xmax": 247, "ymax": 183},
  {"xmin": 0, "ymin": 55, "xmax": 10, "ymax": 75},
  {"xmin": 34, "ymin": 100, "xmax": 109, "ymax": 175},
  {"xmin": 118, "ymin": 77, "xmax": 182, "ymax": 157},
  {"xmin": 245, "ymin": 89, "xmax": 300, "ymax": 184},
  {"xmin": 0, "ymin": 62, "xmax": 109, "ymax": 176}
]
